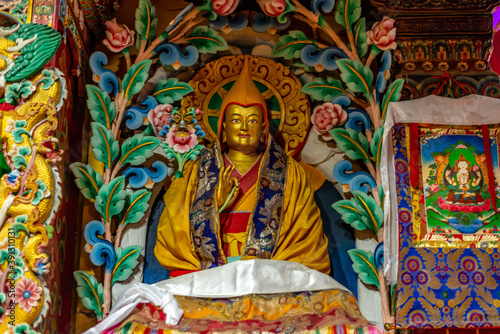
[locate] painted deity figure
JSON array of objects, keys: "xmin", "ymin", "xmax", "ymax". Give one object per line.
[
  {"xmin": 444, "ymin": 150, "xmax": 484, "ymax": 205},
  {"xmin": 154, "ymin": 57, "xmax": 331, "ymax": 275}
]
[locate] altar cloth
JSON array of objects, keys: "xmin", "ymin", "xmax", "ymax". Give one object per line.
[{"xmin": 84, "ymin": 259, "xmax": 371, "ymax": 333}]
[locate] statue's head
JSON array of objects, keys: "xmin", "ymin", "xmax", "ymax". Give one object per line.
[{"xmin": 217, "ymin": 56, "xmax": 268, "ymax": 154}]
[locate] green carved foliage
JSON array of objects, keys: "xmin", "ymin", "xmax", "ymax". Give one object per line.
[
  {"xmin": 337, "ymin": 59, "xmax": 373, "ymax": 99},
  {"xmin": 187, "ymin": 26, "xmax": 228, "ymax": 54},
  {"xmin": 6, "ymin": 23, "xmax": 62, "ymax": 82},
  {"xmin": 135, "ymin": 0, "xmax": 157, "ymax": 41},
  {"xmin": 380, "ymin": 78, "xmax": 404, "ymax": 120},
  {"xmin": 370, "ymin": 125, "xmax": 384, "ymax": 166},
  {"xmin": 95, "ymin": 176, "xmax": 127, "ymax": 224},
  {"xmin": 348, "ymin": 249, "xmax": 379, "ymax": 288},
  {"xmin": 86, "ymin": 85, "xmax": 116, "ymax": 129},
  {"xmin": 272, "ymin": 31, "xmax": 315, "ymax": 60},
  {"xmin": 301, "ymin": 77, "xmax": 346, "ymax": 102},
  {"xmin": 353, "ymin": 17, "xmax": 368, "ymax": 58},
  {"xmin": 91, "ymin": 122, "xmax": 119, "ymax": 169},
  {"xmin": 112, "ymin": 245, "xmax": 143, "ymax": 284},
  {"xmin": 70, "ymin": 162, "xmax": 104, "ymax": 201},
  {"xmin": 334, "ymin": 0, "xmax": 362, "ymax": 31},
  {"xmin": 332, "ymin": 190, "xmax": 383, "ymax": 235},
  {"xmin": 122, "ymin": 59, "xmax": 152, "ymax": 100},
  {"xmin": 74, "ymin": 271, "xmax": 104, "ymax": 320},
  {"xmin": 330, "ymin": 128, "xmax": 370, "ymax": 162},
  {"xmin": 119, "ymin": 189, "xmax": 152, "ymax": 226},
  {"xmin": 119, "ymin": 134, "xmax": 161, "ymax": 167},
  {"xmin": 153, "ymin": 78, "xmax": 194, "ymax": 104}
]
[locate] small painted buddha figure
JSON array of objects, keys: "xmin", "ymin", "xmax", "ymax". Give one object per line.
[
  {"xmin": 444, "ymin": 150, "xmax": 484, "ymax": 205},
  {"xmin": 154, "ymin": 57, "xmax": 330, "ymax": 275}
]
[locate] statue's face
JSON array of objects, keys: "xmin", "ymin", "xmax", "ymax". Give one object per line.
[{"xmin": 223, "ymin": 104, "xmax": 265, "ymax": 154}]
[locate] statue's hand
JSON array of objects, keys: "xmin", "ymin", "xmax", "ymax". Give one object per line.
[{"xmin": 217, "ymin": 165, "xmax": 240, "ymax": 210}]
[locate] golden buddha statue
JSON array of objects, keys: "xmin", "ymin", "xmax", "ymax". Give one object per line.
[{"xmin": 154, "ymin": 57, "xmax": 330, "ymax": 275}]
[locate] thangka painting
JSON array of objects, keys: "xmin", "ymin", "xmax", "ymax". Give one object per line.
[
  {"xmin": 411, "ymin": 127, "xmax": 500, "ymax": 248},
  {"xmin": 393, "ymin": 124, "xmax": 500, "ymax": 329}
]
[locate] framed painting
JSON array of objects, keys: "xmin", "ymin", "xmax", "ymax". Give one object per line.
[{"xmin": 413, "ymin": 127, "xmax": 500, "ymax": 248}]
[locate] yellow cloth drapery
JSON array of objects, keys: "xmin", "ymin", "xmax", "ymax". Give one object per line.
[{"xmin": 154, "ymin": 157, "xmax": 331, "ymax": 274}]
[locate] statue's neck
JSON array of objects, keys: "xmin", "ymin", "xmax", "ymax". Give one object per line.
[{"xmin": 226, "ymin": 149, "xmax": 260, "ymax": 175}]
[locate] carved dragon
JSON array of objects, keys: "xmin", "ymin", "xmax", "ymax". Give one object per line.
[{"xmin": 0, "ymin": 23, "xmax": 64, "ymax": 333}]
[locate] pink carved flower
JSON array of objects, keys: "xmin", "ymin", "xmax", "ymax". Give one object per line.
[
  {"xmin": 311, "ymin": 102, "xmax": 348, "ymax": 141},
  {"xmin": 148, "ymin": 104, "xmax": 173, "ymax": 137},
  {"xmin": 167, "ymin": 125, "xmax": 198, "ymax": 153},
  {"xmin": 257, "ymin": 0, "xmax": 286, "ymax": 17},
  {"xmin": 212, "ymin": 0, "xmax": 239, "ymax": 16},
  {"xmin": 367, "ymin": 16, "xmax": 397, "ymax": 51},
  {"xmin": 15, "ymin": 276, "xmax": 42, "ymax": 312},
  {"xmin": 102, "ymin": 18, "xmax": 135, "ymax": 53}
]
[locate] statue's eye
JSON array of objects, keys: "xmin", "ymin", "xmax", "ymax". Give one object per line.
[{"xmin": 231, "ymin": 118, "xmax": 241, "ymax": 123}]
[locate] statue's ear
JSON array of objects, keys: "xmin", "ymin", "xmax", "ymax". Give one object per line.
[{"xmin": 222, "ymin": 127, "xmax": 227, "ymax": 143}]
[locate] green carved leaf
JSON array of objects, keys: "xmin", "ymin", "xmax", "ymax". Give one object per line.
[
  {"xmin": 380, "ymin": 78, "xmax": 404, "ymax": 120},
  {"xmin": 272, "ymin": 31, "xmax": 315, "ymax": 60},
  {"xmin": 95, "ymin": 176, "xmax": 127, "ymax": 224},
  {"xmin": 74, "ymin": 271, "xmax": 104, "ymax": 319},
  {"xmin": 135, "ymin": 0, "xmax": 157, "ymax": 41},
  {"xmin": 90, "ymin": 122, "xmax": 119, "ymax": 169},
  {"xmin": 330, "ymin": 128, "xmax": 370, "ymax": 162},
  {"xmin": 6, "ymin": 23, "xmax": 62, "ymax": 82},
  {"xmin": 370, "ymin": 125, "xmax": 384, "ymax": 166},
  {"xmin": 352, "ymin": 190, "xmax": 383, "ymax": 235},
  {"xmin": 348, "ymin": 249, "xmax": 379, "ymax": 288},
  {"xmin": 302, "ymin": 77, "xmax": 346, "ymax": 102},
  {"xmin": 277, "ymin": 0, "xmax": 296, "ymax": 24},
  {"xmin": 198, "ymin": 0, "xmax": 217, "ymax": 20},
  {"xmin": 391, "ymin": 284, "xmax": 397, "ymax": 316},
  {"xmin": 332, "ymin": 199, "xmax": 368, "ymax": 231},
  {"xmin": 354, "ymin": 17, "xmax": 368, "ymax": 58},
  {"xmin": 337, "ymin": 59, "xmax": 373, "ymax": 99},
  {"xmin": 112, "ymin": 245, "xmax": 143, "ymax": 284},
  {"xmin": 379, "ymin": 184, "xmax": 385, "ymax": 208},
  {"xmin": 335, "ymin": 0, "xmax": 362, "ymax": 31},
  {"xmin": 119, "ymin": 134, "xmax": 160, "ymax": 167},
  {"xmin": 187, "ymin": 26, "xmax": 228, "ymax": 54},
  {"xmin": 120, "ymin": 189, "xmax": 152, "ymax": 225},
  {"xmin": 5, "ymin": 81, "xmax": 34, "ymax": 105},
  {"xmin": 153, "ymin": 78, "xmax": 194, "ymax": 104},
  {"xmin": 86, "ymin": 85, "xmax": 116, "ymax": 129},
  {"xmin": 122, "ymin": 59, "xmax": 152, "ymax": 100},
  {"xmin": 70, "ymin": 162, "xmax": 104, "ymax": 201}
]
